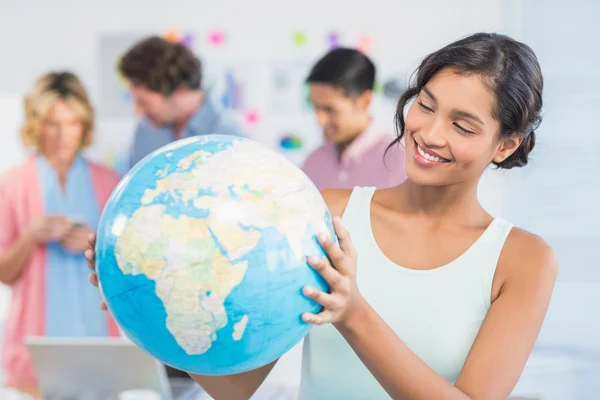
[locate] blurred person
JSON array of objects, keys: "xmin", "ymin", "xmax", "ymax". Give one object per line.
[
  {"xmin": 302, "ymin": 48, "xmax": 406, "ymax": 189},
  {"xmin": 120, "ymin": 36, "xmax": 246, "ymax": 169},
  {"xmin": 0, "ymin": 72, "xmax": 121, "ymax": 389},
  {"xmin": 88, "ymin": 32, "xmax": 556, "ymax": 399}
]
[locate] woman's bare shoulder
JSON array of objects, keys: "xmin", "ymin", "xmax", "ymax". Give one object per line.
[{"xmin": 497, "ymin": 225, "xmax": 558, "ymax": 290}]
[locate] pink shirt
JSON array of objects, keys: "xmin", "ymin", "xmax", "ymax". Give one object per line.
[
  {"xmin": 302, "ymin": 122, "xmax": 407, "ymax": 190},
  {"xmin": 0, "ymin": 156, "xmax": 121, "ymax": 386}
]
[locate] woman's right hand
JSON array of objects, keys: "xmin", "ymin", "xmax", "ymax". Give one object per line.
[
  {"xmin": 85, "ymin": 233, "xmax": 107, "ymax": 310},
  {"xmin": 28, "ymin": 216, "xmax": 72, "ymax": 243}
]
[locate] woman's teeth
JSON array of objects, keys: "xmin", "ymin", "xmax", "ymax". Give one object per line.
[{"xmin": 417, "ymin": 144, "xmax": 449, "ymax": 163}]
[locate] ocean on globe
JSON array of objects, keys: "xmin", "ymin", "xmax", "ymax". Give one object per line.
[{"xmin": 95, "ymin": 134, "xmax": 335, "ymax": 375}]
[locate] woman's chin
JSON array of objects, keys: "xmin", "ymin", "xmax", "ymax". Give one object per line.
[{"xmin": 405, "ymin": 161, "xmax": 450, "ymax": 187}]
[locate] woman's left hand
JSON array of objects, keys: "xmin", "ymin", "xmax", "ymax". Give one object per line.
[
  {"xmin": 302, "ymin": 216, "xmax": 363, "ymax": 328},
  {"xmin": 61, "ymin": 225, "xmax": 94, "ymax": 254}
]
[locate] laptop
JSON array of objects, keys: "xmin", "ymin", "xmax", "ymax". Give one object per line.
[{"xmin": 25, "ymin": 336, "xmax": 173, "ymax": 399}]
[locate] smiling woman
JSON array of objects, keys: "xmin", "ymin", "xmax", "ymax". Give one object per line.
[
  {"xmin": 390, "ymin": 33, "xmax": 542, "ymax": 180},
  {"xmin": 294, "ymin": 32, "xmax": 551, "ymax": 400}
]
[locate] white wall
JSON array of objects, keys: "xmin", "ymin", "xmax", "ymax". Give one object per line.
[{"xmin": 499, "ymin": 0, "xmax": 600, "ymax": 354}]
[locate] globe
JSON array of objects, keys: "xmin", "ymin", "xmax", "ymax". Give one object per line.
[{"xmin": 95, "ymin": 134, "xmax": 335, "ymax": 375}]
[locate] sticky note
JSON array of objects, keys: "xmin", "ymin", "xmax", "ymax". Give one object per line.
[
  {"xmin": 279, "ymin": 135, "xmax": 303, "ymax": 151},
  {"xmin": 373, "ymin": 82, "xmax": 383, "ymax": 94},
  {"xmin": 356, "ymin": 34, "xmax": 373, "ymax": 54},
  {"xmin": 327, "ymin": 32, "xmax": 340, "ymax": 50},
  {"xmin": 208, "ymin": 30, "xmax": 225, "ymax": 46},
  {"xmin": 164, "ymin": 30, "xmax": 194, "ymax": 47},
  {"xmin": 244, "ymin": 110, "xmax": 260, "ymax": 126},
  {"xmin": 292, "ymin": 31, "xmax": 307, "ymax": 47},
  {"xmin": 181, "ymin": 33, "xmax": 194, "ymax": 47},
  {"xmin": 164, "ymin": 30, "xmax": 180, "ymax": 43}
]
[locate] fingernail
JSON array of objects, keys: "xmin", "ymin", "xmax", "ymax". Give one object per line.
[
  {"xmin": 317, "ymin": 233, "xmax": 326, "ymax": 242},
  {"xmin": 307, "ymin": 255, "xmax": 318, "ymax": 264},
  {"xmin": 303, "ymin": 286, "xmax": 314, "ymax": 295}
]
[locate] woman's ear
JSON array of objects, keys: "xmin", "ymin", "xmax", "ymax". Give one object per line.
[{"xmin": 493, "ymin": 135, "xmax": 522, "ymax": 164}]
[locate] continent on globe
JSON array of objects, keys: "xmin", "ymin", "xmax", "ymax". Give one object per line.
[
  {"xmin": 143, "ymin": 139, "xmax": 330, "ymax": 262},
  {"xmin": 116, "ymin": 205, "xmax": 252, "ymax": 355}
]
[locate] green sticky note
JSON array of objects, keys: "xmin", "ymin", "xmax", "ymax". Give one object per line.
[
  {"xmin": 292, "ymin": 31, "xmax": 307, "ymax": 46},
  {"xmin": 373, "ymin": 82, "xmax": 383, "ymax": 93}
]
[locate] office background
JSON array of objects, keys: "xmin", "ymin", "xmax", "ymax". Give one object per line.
[{"xmin": 0, "ymin": 0, "xmax": 598, "ymax": 397}]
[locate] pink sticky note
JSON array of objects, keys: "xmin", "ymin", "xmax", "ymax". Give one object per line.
[
  {"xmin": 356, "ymin": 34, "xmax": 373, "ymax": 54},
  {"xmin": 208, "ymin": 30, "xmax": 225, "ymax": 46},
  {"xmin": 244, "ymin": 110, "xmax": 260, "ymax": 126}
]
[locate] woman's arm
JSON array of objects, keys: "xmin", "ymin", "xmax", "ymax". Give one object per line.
[
  {"xmin": 0, "ymin": 185, "xmax": 33, "ymax": 284},
  {"xmin": 0, "ymin": 215, "xmax": 73, "ymax": 284},
  {"xmin": 0, "ymin": 229, "xmax": 37, "ymax": 284},
  {"xmin": 189, "ymin": 361, "xmax": 278, "ymax": 400},
  {"xmin": 304, "ymin": 221, "xmax": 557, "ymax": 400}
]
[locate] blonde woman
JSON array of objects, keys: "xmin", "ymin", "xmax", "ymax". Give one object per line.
[{"xmin": 0, "ymin": 72, "xmax": 121, "ymax": 389}]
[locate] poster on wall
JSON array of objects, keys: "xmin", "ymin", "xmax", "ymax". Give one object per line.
[{"xmin": 203, "ymin": 60, "xmax": 264, "ymax": 136}]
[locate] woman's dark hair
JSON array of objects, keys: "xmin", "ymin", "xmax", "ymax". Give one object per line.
[{"xmin": 389, "ymin": 32, "xmax": 543, "ymax": 169}]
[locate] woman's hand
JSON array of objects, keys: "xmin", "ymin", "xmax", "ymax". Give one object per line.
[
  {"xmin": 85, "ymin": 233, "xmax": 108, "ymax": 310},
  {"xmin": 302, "ymin": 216, "xmax": 364, "ymax": 328},
  {"xmin": 28, "ymin": 216, "xmax": 72, "ymax": 243},
  {"xmin": 60, "ymin": 224, "xmax": 94, "ymax": 253}
]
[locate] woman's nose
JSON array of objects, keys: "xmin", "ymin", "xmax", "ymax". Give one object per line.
[{"xmin": 421, "ymin": 118, "xmax": 447, "ymax": 148}]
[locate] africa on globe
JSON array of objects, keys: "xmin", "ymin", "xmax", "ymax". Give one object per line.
[{"xmin": 95, "ymin": 134, "xmax": 335, "ymax": 375}]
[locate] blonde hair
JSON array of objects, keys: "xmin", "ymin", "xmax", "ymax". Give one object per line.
[{"xmin": 21, "ymin": 71, "xmax": 95, "ymax": 150}]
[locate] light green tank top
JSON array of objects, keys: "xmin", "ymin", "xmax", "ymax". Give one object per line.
[{"xmin": 298, "ymin": 187, "xmax": 513, "ymax": 399}]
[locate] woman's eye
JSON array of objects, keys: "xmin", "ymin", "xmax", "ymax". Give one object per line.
[
  {"xmin": 454, "ymin": 123, "xmax": 474, "ymax": 135},
  {"xmin": 417, "ymin": 101, "xmax": 433, "ymax": 112}
]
